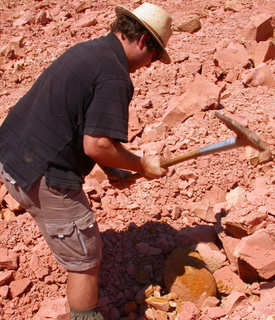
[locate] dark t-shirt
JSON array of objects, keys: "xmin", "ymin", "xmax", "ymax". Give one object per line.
[{"xmin": 0, "ymin": 33, "xmax": 134, "ymax": 190}]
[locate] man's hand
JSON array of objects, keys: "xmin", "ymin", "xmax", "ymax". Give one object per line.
[{"xmin": 139, "ymin": 156, "xmax": 168, "ymax": 180}]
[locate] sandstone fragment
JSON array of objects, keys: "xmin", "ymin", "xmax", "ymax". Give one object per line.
[
  {"xmin": 32, "ymin": 298, "xmax": 70, "ymax": 320},
  {"xmin": 240, "ymin": 14, "xmax": 274, "ymax": 42},
  {"xmin": 213, "ymin": 266, "xmax": 249, "ymax": 295},
  {"xmin": 234, "ymin": 226, "xmax": 275, "ymax": 281},
  {"xmin": 214, "ymin": 42, "xmax": 250, "ymax": 72},
  {"xmin": 9, "ymin": 278, "xmax": 32, "ymax": 298},
  {"xmin": 162, "ymin": 74, "xmax": 221, "ymax": 127},
  {"xmin": 242, "ymin": 62, "xmax": 275, "ymax": 88},
  {"xmin": 176, "ymin": 15, "xmax": 201, "ymax": 33}
]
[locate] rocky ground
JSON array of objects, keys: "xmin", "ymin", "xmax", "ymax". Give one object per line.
[{"xmin": 0, "ymin": 0, "xmax": 275, "ymax": 319}]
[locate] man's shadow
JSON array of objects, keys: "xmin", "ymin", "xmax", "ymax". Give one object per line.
[{"xmin": 98, "ymin": 219, "xmax": 221, "ymax": 318}]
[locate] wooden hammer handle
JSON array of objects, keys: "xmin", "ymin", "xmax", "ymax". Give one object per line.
[{"xmin": 125, "ymin": 138, "xmax": 239, "ymax": 182}]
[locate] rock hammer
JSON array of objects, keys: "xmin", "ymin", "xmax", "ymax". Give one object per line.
[{"xmin": 126, "ymin": 112, "xmax": 267, "ymax": 182}]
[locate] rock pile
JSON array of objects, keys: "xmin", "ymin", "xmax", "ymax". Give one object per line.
[{"xmin": 0, "ymin": 0, "xmax": 275, "ymax": 319}]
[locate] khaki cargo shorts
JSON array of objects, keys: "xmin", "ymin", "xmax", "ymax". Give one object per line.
[{"xmin": 0, "ymin": 163, "xmax": 102, "ymax": 272}]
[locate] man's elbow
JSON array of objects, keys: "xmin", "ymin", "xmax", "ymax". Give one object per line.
[{"xmin": 83, "ymin": 135, "xmax": 113, "ymax": 160}]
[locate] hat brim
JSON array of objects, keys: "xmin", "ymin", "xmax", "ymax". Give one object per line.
[{"xmin": 115, "ymin": 5, "xmax": 171, "ymax": 64}]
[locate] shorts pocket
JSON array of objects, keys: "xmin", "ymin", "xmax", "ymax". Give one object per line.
[
  {"xmin": 74, "ymin": 212, "xmax": 96, "ymax": 230},
  {"xmin": 44, "ymin": 212, "xmax": 101, "ymax": 261},
  {"xmin": 46, "ymin": 221, "xmax": 74, "ymax": 239}
]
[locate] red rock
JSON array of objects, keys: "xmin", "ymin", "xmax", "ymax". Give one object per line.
[
  {"xmin": 214, "ymin": 227, "xmax": 240, "ymax": 268},
  {"xmin": 245, "ymin": 40, "xmax": 275, "ymax": 67},
  {"xmin": 224, "ymin": 2, "xmax": 243, "ymax": 12},
  {"xmin": 0, "ymin": 184, "xmax": 8, "ymax": 202},
  {"xmin": 245, "ymin": 145, "xmax": 273, "ymax": 166},
  {"xmin": 171, "ymin": 205, "xmax": 181, "ymax": 220},
  {"xmin": 32, "ymin": 298, "xmax": 70, "ymax": 320},
  {"xmin": 242, "ymin": 62, "xmax": 275, "ymax": 88},
  {"xmin": 35, "ymin": 267, "xmax": 49, "ymax": 280},
  {"xmin": 144, "ymin": 308, "xmax": 155, "ymax": 320},
  {"xmin": 97, "ymin": 296, "xmax": 111, "ymax": 308},
  {"xmin": 214, "ymin": 42, "xmax": 249, "ymax": 72},
  {"xmin": 162, "ymin": 74, "xmax": 221, "ymax": 127},
  {"xmin": 153, "ymin": 309, "xmax": 171, "ymax": 320},
  {"xmin": 128, "ymin": 107, "xmax": 143, "ymax": 141},
  {"xmin": 0, "ymin": 270, "xmax": 14, "ymax": 286},
  {"xmin": 253, "ymin": 282, "xmax": 275, "ymax": 316},
  {"xmin": 73, "ymin": 13, "xmax": 98, "ymax": 28},
  {"xmin": 29, "ymin": 253, "xmax": 40, "ymax": 271},
  {"xmin": 221, "ymin": 291, "xmax": 246, "ymax": 314},
  {"xmin": 175, "ymin": 225, "xmax": 217, "ymax": 249},
  {"xmin": 265, "ymin": 197, "xmax": 275, "ymax": 216},
  {"xmin": 190, "ymin": 198, "xmax": 216, "ymax": 223},
  {"xmin": 145, "ymin": 296, "xmax": 171, "ymax": 312},
  {"xmin": 107, "ymin": 307, "xmax": 120, "ymax": 320},
  {"xmin": 240, "ymin": 14, "xmax": 274, "ymax": 42},
  {"xmin": 154, "ymin": 238, "xmax": 170, "ymax": 254},
  {"xmin": 36, "ymin": 10, "xmax": 47, "ymax": 25},
  {"xmin": 222, "ymin": 206, "xmax": 267, "ymax": 238},
  {"xmin": 9, "ymin": 278, "xmax": 32, "ymax": 298},
  {"xmin": 234, "ymin": 226, "xmax": 275, "ymax": 281},
  {"xmin": 213, "ymin": 266, "xmax": 249, "ymax": 295},
  {"xmin": 9, "ymin": 36, "xmax": 24, "ymax": 48},
  {"xmin": 207, "ymin": 306, "xmax": 227, "ymax": 319},
  {"xmin": 176, "ymin": 301, "xmax": 200, "ymax": 320},
  {"xmin": 140, "ymin": 127, "xmax": 158, "ymax": 144},
  {"xmin": 13, "ymin": 11, "xmax": 35, "ymax": 27},
  {"xmin": 181, "ymin": 59, "xmax": 202, "ymax": 76},
  {"xmin": 0, "ymin": 285, "xmax": 9, "ymax": 298},
  {"xmin": 147, "ymin": 247, "xmax": 162, "ymax": 256},
  {"xmin": 0, "ymin": 248, "xmax": 18, "ymax": 270},
  {"xmin": 195, "ymin": 243, "xmax": 227, "ymax": 273},
  {"xmin": 205, "ymin": 185, "xmax": 227, "ymax": 206},
  {"xmin": 225, "ymin": 186, "xmax": 247, "ymax": 207},
  {"xmin": 75, "ymin": 0, "xmax": 93, "ymax": 13},
  {"xmin": 247, "ymin": 187, "xmax": 272, "ymax": 205},
  {"xmin": 200, "ymin": 296, "xmax": 220, "ymax": 309},
  {"xmin": 140, "ymin": 122, "xmax": 167, "ymax": 144},
  {"xmin": 135, "ymin": 242, "xmax": 149, "ymax": 255},
  {"xmin": 147, "ymin": 206, "xmax": 161, "ymax": 219},
  {"xmin": 3, "ymin": 192, "xmax": 22, "ymax": 212},
  {"xmin": 175, "ymin": 15, "xmax": 201, "ymax": 33}
]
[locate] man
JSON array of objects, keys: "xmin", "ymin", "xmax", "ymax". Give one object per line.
[{"xmin": 0, "ymin": 3, "xmax": 172, "ymax": 319}]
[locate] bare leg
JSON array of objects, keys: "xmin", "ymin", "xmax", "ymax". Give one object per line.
[{"xmin": 67, "ymin": 263, "xmax": 100, "ymax": 310}]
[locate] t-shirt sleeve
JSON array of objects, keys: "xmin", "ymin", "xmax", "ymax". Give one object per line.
[{"xmin": 83, "ymin": 78, "xmax": 133, "ymax": 143}]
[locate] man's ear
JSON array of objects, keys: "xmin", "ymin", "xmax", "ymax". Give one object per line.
[{"xmin": 138, "ymin": 34, "xmax": 150, "ymax": 50}]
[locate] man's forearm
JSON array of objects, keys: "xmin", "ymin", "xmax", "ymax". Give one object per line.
[{"xmin": 83, "ymin": 135, "xmax": 144, "ymax": 174}]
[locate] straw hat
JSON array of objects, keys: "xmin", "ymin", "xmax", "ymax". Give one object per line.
[{"xmin": 115, "ymin": 2, "xmax": 172, "ymax": 64}]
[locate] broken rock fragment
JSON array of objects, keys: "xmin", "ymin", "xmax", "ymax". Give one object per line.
[
  {"xmin": 242, "ymin": 62, "xmax": 275, "ymax": 88},
  {"xmin": 162, "ymin": 74, "xmax": 221, "ymax": 127},
  {"xmin": 234, "ymin": 225, "xmax": 275, "ymax": 282},
  {"xmin": 214, "ymin": 42, "xmax": 250, "ymax": 72},
  {"xmin": 175, "ymin": 15, "xmax": 201, "ymax": 33},
  {"xmin": 240, "ymin": 13, "xmax": 274, "ymax": 42},
  {"xmin": 9, "ymin": 278, "xmax": 32, "ymax": 298}
]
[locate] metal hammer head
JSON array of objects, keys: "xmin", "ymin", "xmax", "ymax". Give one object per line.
[{"xmin": 214, "ymin": 112, "xmax": 267, "ymax": 151}]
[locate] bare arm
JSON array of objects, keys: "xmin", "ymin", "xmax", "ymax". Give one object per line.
[{"xmin": 83, "ymin": 135, "xmax": 167, "ymax": 180}]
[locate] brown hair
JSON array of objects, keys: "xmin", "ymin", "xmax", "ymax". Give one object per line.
[{"xmin": 110, "ymin": 13, "xmax": 162, "ymax": 53}]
